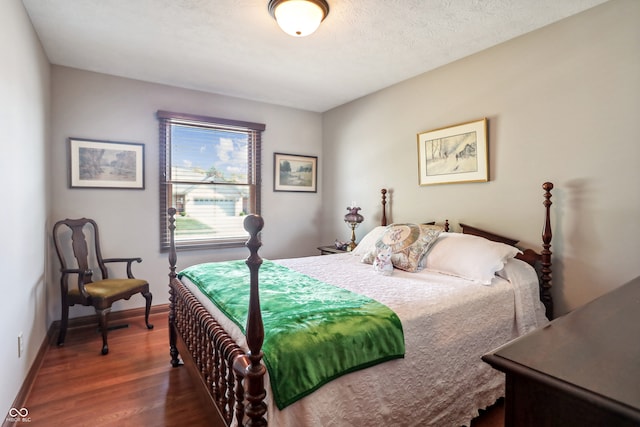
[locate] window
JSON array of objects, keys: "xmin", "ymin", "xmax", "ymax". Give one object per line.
[{"xmin": 158, "ymin": 110, "xmax": 265, "ymax": 250}]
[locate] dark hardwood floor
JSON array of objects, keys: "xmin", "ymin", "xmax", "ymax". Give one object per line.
[
  {"xmin": 471, "ymin": 399, "xmax": 504, "ymax": 427},
  {"xmin": 17, "ymin": 307, "xmax": 503, "ymax": 426},
  {"xmin": 20, "ymin": 308, "xmax": 220, "ymax": 427}
]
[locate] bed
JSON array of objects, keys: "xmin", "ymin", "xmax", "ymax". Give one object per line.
[{"xmin": 167, "ymin": 182, "xmax": 554, "ymax": 427}]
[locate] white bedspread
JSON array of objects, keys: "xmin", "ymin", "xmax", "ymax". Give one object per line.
[{"xmin": 182, "ymin": 253, "xmax": 548, "ymax": 426}]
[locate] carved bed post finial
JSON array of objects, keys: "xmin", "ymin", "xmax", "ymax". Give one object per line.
[
  {"xmin": 541, "ymin": 182, "xmax": 554, "ymax": 319},
  {"xmin": 168, "ymin": 207, "xmax": 177, "ymax": 281},
  {"xmin": 381, "ymin": 189, "xmax": 387, "ymax": 226},
  {"xmin": 243, "ymin": 214, "xmax": 267, "ymax": 426},
  {"xmin": 167, "ymin": 207, "xmax": 181, "ymax": 367}
]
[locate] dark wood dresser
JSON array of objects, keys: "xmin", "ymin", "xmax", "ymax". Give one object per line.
[{"xmin": 483, "ymin": 276, "xmax": 640, "ymax": 427}]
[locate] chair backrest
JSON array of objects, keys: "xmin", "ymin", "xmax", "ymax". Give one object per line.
[{"xmin": 53, "ymin": 218, "xmax": 108, "ymax": 285}]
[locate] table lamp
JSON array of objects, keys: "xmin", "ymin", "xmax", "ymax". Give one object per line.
[{"xmin": 344, "ymin": 205, "xmax": 364, "ymax": 251}]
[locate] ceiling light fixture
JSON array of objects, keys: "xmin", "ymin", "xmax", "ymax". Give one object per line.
[{"xmin": 268, "ymin": 0, "xmax": 330, "ymax": 37}]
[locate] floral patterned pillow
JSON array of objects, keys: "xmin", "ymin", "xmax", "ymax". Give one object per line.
[{"xmin": 362, "ymin": 223, "xmax": 443, "ymax": 272}]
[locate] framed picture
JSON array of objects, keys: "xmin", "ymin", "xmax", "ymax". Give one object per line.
[
  {"xmin": 417, "ymin": 118, "xmax": 488, "ymax": 186},
  {"xmin": 274, "ymin": 152, "xmax": 317, "ymax": 192},
  {"xmin": 69, "ymin": 138, "xmax": 145, "ymax": 189}
]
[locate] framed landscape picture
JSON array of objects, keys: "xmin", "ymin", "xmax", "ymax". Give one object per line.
[
  {"xmin": 417, "ymin": 118, "xmax": 488, "ymax": 185},
  {"xmin": 69, "ymin": 138, "xmax": 145, "ymax": 189},
  {"xmin": 274, "ymin": 152, "xmax": 317, "ymax": 192}
]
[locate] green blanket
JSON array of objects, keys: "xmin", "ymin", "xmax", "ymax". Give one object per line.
[{"xmin": 179, "ymin": 260, "xmax": 405, "ymax": 409}]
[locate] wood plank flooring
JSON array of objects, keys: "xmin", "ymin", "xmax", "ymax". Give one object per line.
[
  {"xmin": 19, "ymin": 308, "xmax": 220, "ymax": 427},
  {"xmin": 17, "ymin": 307, "xmax": 503, "ymax": 427}
]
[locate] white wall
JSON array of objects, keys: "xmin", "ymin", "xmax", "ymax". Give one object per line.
[
  {"xmin": 0, "ymin": 0, "xmax": 50, "ymax": 417},
  {"xmin": 321, "ymin": 0, "xmax": 640, "ymax": 316},
  {"xmin": 49, "ymin": 68, "xmax": 323, "ymax": 325}
]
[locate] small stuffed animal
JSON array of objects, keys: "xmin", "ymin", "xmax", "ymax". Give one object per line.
[{"xmin": 373, "ymin": 247, "xmax": 394, "ymax": 276}]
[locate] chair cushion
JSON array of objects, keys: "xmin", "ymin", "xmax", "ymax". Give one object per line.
[{"xmin": 68, "ymin": 278, "xmax": 148, "ymax": 299}]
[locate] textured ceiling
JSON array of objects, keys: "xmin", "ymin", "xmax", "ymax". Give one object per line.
[{"xmin": 22, "ymin": 0, "xmax": 608, "ymax": 112}]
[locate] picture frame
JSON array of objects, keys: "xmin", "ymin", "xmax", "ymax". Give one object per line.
[
  {"xmin": 69, "ymin": 138, "xmax": 145, "ymax": 189},
  {"xmin": 274, "ymin": 152, "xmax": 317, "ymax": 192},
  {"xmin": 417, "ymin": 118, "xmax": 488, "ymax": 186}
]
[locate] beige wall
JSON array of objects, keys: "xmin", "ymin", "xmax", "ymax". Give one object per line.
[
  {"xmin": 3, "ymin": 0, "xmax": 638, "ymax": 413},
  {"xmin": 322, "ymin": 0, "xmax": 640, "ymax": 316},
  {"xmin": 48, "ymin": 67, "xmax": 324, "ymax": 324},
  {"xmin": 0, "ymin": 0, "xmax": 50, "ymax": 416}
]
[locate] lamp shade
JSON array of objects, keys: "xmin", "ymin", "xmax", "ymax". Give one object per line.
[
  {"xmin": 344, "ymin": 207, "xmax": 364, "ymax": 225},
  {"xmin": 268, "ymin": 0, "xmax": 330, "ymax": 37}
]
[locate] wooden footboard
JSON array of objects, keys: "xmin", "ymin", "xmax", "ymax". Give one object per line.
[
  {"xmin": 169, "ymin": 277, "xmax": 245, "ymax": 424},
  {"xmin": 168, "ymin": 209, "xmax": 266, "ymax": 427}
]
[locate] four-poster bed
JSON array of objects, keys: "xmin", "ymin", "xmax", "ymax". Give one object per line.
[{"xmin": 167, "ymin": 182, "xmax": 554, "ymax": 426}]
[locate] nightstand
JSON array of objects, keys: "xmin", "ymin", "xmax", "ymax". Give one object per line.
[{"xmin": 317, "ymin": 245, "xmax": 349, "ymax": 255}]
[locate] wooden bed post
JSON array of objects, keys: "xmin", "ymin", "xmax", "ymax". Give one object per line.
[
  {"xmin": 381, "ymin": 189, "xmax": 387, "ymax": 226},
  {"xmin": 167, "ymin": 207, "xmax": 181, "ymax": 367},
  {"xmin": 541, "ymin": 182, "xmax": 554, "ymax": 319},
  {"xmin": 242, "ymin": 214, "xmax": 267, "ymax": 426}
]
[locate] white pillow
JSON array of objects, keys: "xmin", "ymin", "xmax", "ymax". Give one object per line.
[
  {"xmin": 423, "ymin": 232, "xmax": 521, "ymax": 285},
  {"xmin": 351, "ymin": 226, "xmax": 387, "ymax": 256}
]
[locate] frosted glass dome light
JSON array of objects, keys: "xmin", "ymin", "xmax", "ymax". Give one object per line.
[{"xmin": 268, "ymin": 0, "xmax": 330, "ymax": 37}]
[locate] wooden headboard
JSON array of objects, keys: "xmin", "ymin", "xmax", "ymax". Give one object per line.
[
  {"xmin": 378, "ymin": 182, "xmax": 554, "ymax": 319},
  {"xmin": 379, "ymin": 188, "xmax": 450, "ymax": 231}
]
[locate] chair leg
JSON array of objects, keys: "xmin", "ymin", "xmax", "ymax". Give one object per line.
[
  {"xmin": 57, "ymin": 303, "xmax": 69, "ymax": 346},
  {"xmin": 143, "ymin": 291, "xmax": 154, "ymax": 330},
  {"xmin": 97, "ymin": 308, "xmax": 111, "ymax": 355}
]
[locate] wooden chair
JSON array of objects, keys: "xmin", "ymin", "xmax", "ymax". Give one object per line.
[{"xmin": 53, "ymin": 218, "xmax": 153, "ymax": 355}]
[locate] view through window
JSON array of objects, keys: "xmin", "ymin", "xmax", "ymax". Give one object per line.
[{"xmin": 158, "ymin": 110, "xmax": 264, "ymax": 250}]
